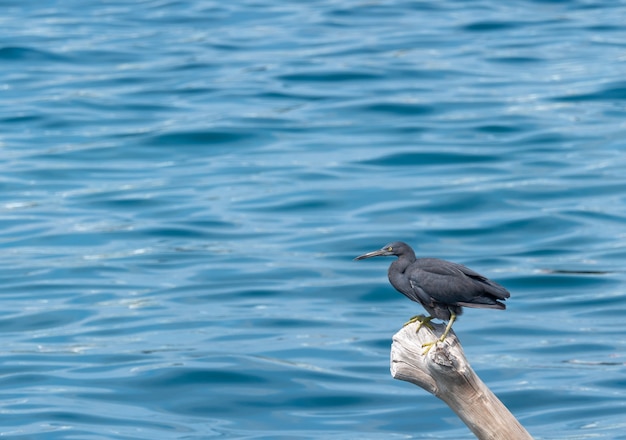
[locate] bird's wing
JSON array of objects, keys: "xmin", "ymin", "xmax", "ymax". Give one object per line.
[
  {"xmin": 409, "ymin": 259, "xmax": 509, "ymax": 308},
  {"xmin": 451, "ymin": 263, "xmax": 510, "ymax": 300}
]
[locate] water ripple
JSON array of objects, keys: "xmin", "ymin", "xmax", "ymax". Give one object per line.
[{"xmin": 2, "ymin": 0, "xmax": 626, "ymax": 439}]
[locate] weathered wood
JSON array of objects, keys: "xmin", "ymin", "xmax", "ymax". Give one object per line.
[{"xmin": 390, "ymin": 322, "xmax": 533, "ymax": 440}]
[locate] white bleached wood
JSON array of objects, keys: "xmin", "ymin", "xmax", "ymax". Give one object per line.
[{"xmin": 390, "ymin": 322, "xmax": 533, "ymax": 440}]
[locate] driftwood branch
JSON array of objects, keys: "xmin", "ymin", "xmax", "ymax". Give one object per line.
[{"xmin": 390, "ymin": 322, "xmax": 533, "ymax": 440}]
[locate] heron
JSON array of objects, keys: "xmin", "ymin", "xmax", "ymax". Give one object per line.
[{"xmin": 355, "ymin": 241, "xmax": 510, "ymax": 354}]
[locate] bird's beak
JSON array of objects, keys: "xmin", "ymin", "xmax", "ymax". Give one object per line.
[{"xmin": 354, "ymin": 249, "xmax": 387, "ymax": 260}]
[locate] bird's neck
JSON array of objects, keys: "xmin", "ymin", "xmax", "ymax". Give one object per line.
[
  {"xmin": 390, "ymin": 255, "xmax": 414, "ymax": 275},
  {"xmin": 388, "ymin": 255, "xmax": 415, "ymax": 292}
]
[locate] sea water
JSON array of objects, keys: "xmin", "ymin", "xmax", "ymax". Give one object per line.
[{"xmin": 1, "ymin": 1, "xmax": 626, "ymax": 438}]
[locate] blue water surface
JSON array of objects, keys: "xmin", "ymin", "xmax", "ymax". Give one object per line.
[{"xmin": 2, "ymin": 1, "xmax": 626, "ymax": 438}]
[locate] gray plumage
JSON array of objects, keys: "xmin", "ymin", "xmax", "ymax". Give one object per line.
[{"xmin": 355, "ymin": 241, "xmax": 510, "ymax": 321}]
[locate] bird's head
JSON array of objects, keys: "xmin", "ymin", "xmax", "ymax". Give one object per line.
[{"xmin": 354, "ymin": 241, "xmax": 412, "ymax": 260}]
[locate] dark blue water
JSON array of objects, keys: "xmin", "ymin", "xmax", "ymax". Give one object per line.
[{"xmin": 2, "ymin": 1, "xmax": 626, "ymax": 438}]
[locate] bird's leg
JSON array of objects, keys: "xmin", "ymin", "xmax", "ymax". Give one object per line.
[
  {"xmin": 403, "ymin": 314, "xmax": 434, "ymax": 331},
  {"xmin": 422, "ymin": 312, "xmax": 456, "ymax": 355}
]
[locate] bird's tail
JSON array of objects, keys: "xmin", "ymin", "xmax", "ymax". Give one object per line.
[{"xmin": 457, "ymin": 298, "xmax": 506, "ymax": 310}]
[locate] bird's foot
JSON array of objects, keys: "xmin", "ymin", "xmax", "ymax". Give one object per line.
[
  {"xmin": 403, "ymin": 314, "xmax": 435, "ymax": 332},
  {"xmin": 421, "ymin": 312, "xmax": 456, "ymax": 355},
  {"xmin": 421, "ymin": 335, "xmax": 445, "ymax": 355}
]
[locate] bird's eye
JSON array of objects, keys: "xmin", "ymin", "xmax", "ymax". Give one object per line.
[{"xmin": 387, "ymin": 246, "xmax": 393, "ymax": 251}]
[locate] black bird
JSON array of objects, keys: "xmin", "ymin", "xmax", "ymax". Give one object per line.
[{"xmin": 355, "ymin": 241, "xmax": 510, "ymax": 353}]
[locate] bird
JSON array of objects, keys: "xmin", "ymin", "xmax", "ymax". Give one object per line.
[{"xmin": 354, "ymin": 241, "xmax": 510, "ymax": 354}]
